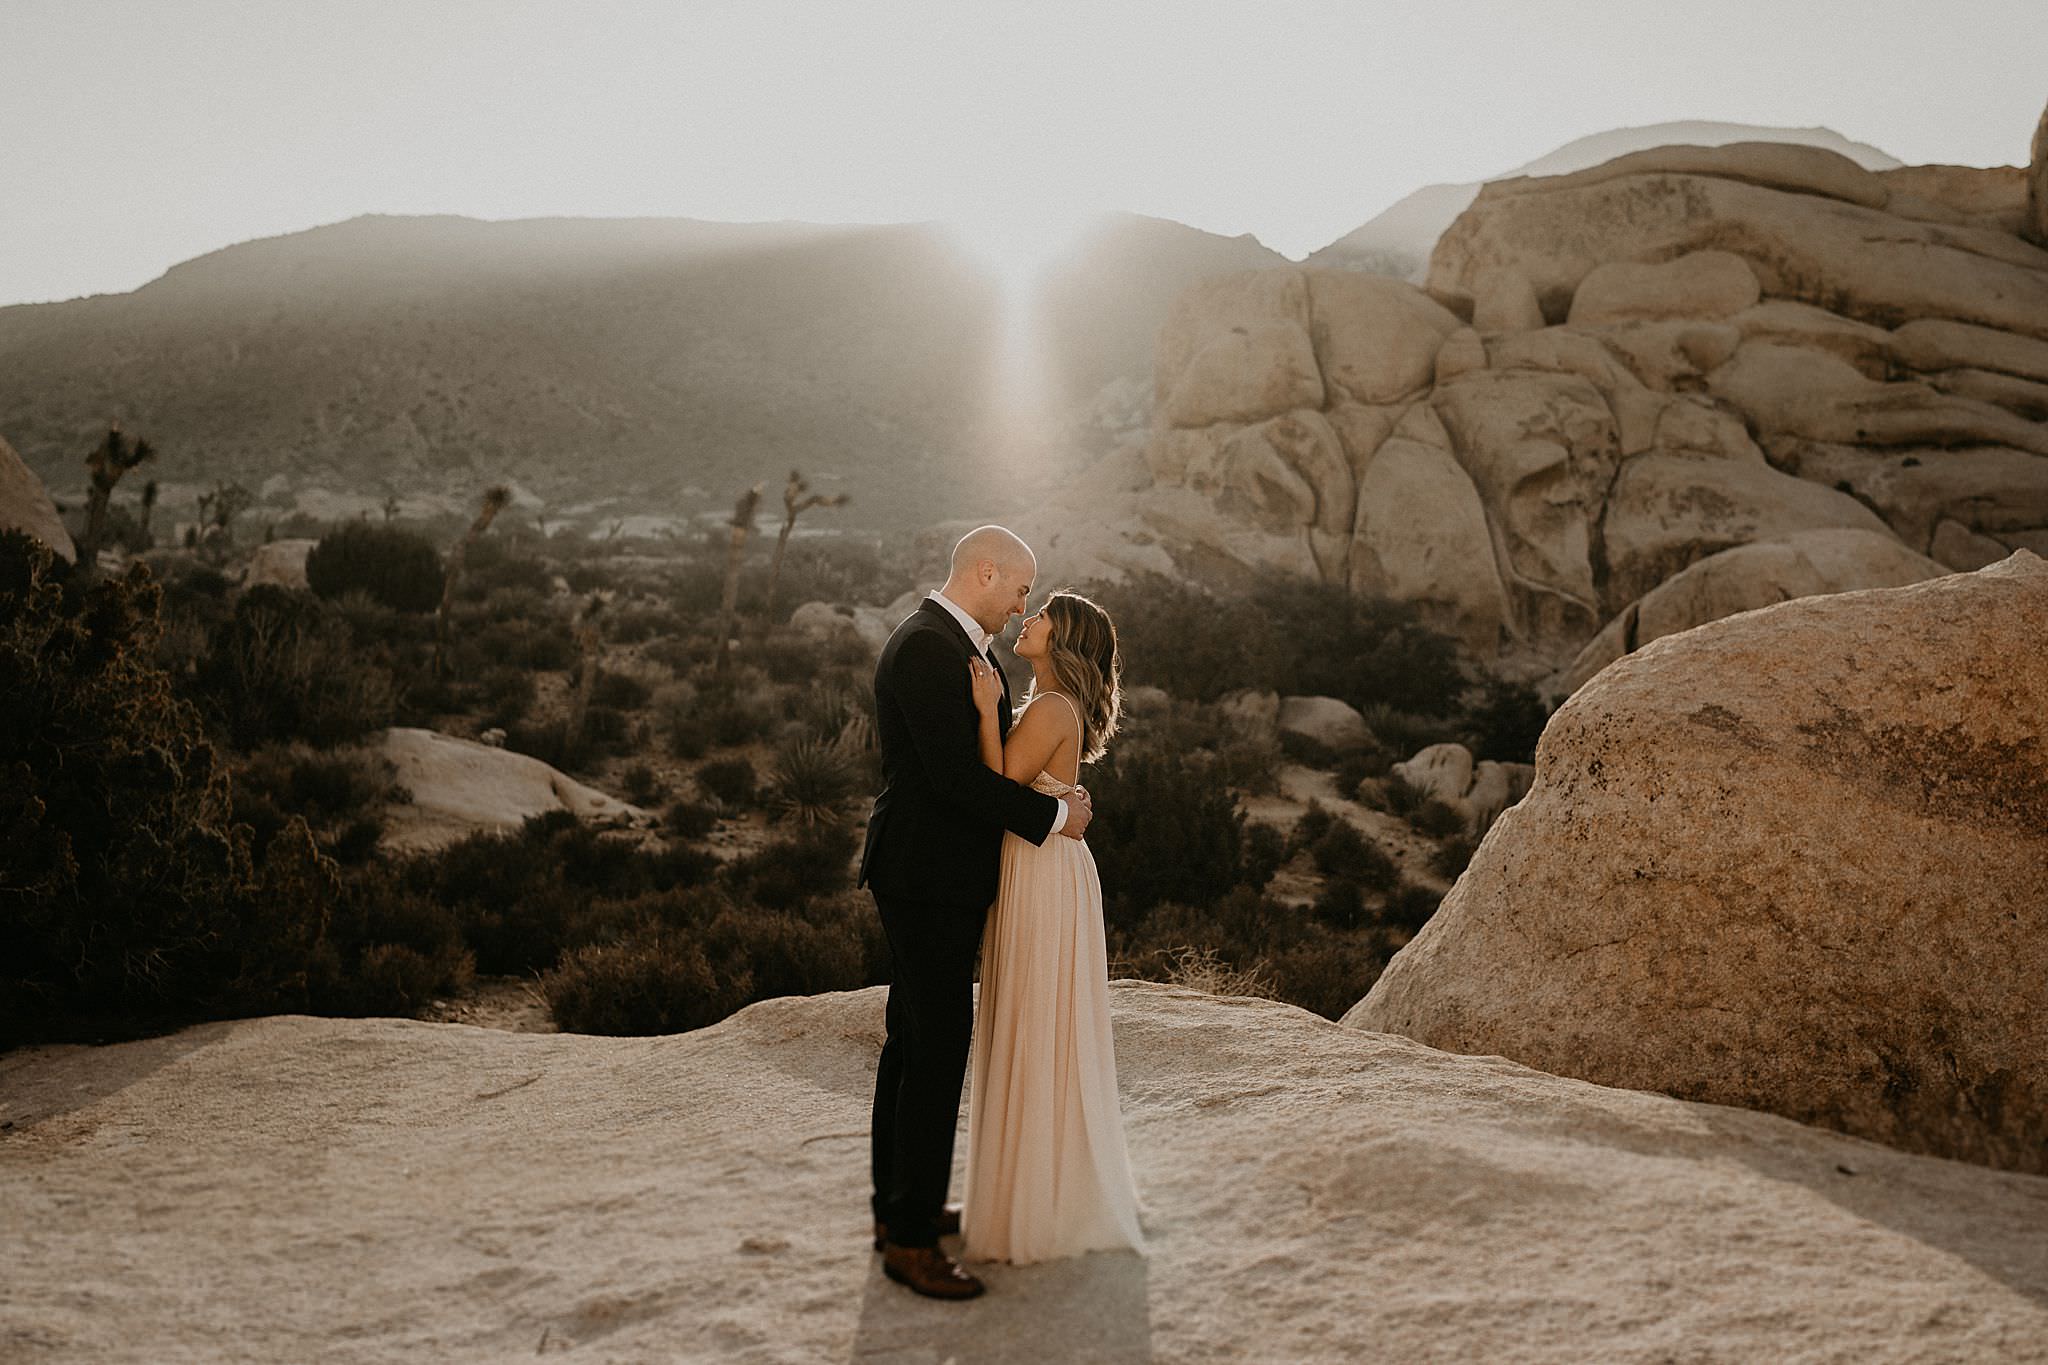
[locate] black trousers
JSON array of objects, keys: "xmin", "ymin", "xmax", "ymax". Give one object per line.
[{"xmin": 869, "ymin": 887, "xmax": 986, "ymax": 1248}]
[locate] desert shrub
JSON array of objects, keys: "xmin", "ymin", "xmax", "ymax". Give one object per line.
[
  {"xmin": 1278, "ymin": 728, "xmax": 1339, "ymax": 769},
  {"xmin": 605, "ymin": 602, "xmax": 684, "ymax": 644},
  {"xmin": 470, "ymin": 585, "xmax": 553, "ymax": 625},
  {"xmin": 766, "ymin": 736, "xmax": 859, "ymax": 825},
  {"xmin": 1305, "ymin": 819, "xmax": 1399, "ymax": 892},
  {"xmin": 1358, "ymin": 703, "xmax": 1461, "ymax": 760},
  {"xmin": 1311, "ymin": 877, "xmax": 1369, "ymax": 932},
  {"xmin": 723, "ymin": 821, "xmax": 858, "ymax": 911},
  {"xmin": 544, "ymin": 928, "xmax": 733, "ymax": 1036},
  {"xmin": 1432, "ymin": 834, "xmax": 1479, "ymax": 882},
  {"xmin": 306, "ymin": 521, "xmax": 445, "ymax": 613},
  {"xmin": 1083, "ymin": 570, "xmax": 1465, "ymax": 716},
  {"xmin": 463, "ymin": 539, "xmax": 554, "ymax": 597},
  {"xmin": 1266, "ymin": 927, "xmax": 1388, "ymax": 1020},
  {"xmin": 193, "ymin": 585, "xmax": 396, "ymax": 748},
  {"xmin": 1241, "ymin": 822, "xmax": 1288, "ymax": 891},
  {"xmin": 622, "ymin": 762, "xmax": 667, "ymax": 806},
  {"xmin": 592, "ymin": 669, "xmax": 652, "ymax": 710},
  {"xmin": 1086, "ymin": 746, "xmax": 1253, "ymax": 924},
  {"xmin": 1381, "ymin": 771, "xmax": 1428, "ymax": 818},
  {"xmin": 310, "ymin": 868, "xmax": 474, "ymax": 1016},
  {"xmin": 0, "ymin": 536, "xmax": 349, "ymax": 1043},
  {"xmin": 664, "ymin": 797, "xmax": 718, "ymax": 839},
  {"xmin": 1384, "ymin": 881, "xmax": 1442, "ymax": 934},
  {"xmin": 1470, "ymin": 679, "xmax": 1551, "ymax": 765},
  {"xmin": 1412, "ymin": 798, "xmax": 1468, "ymax": 840},
  {"xmin": 1154, "ymin": 945, "xmax": 1278, "ymax": 999},
  {"xmin": 1290, "ymin": 802, "xmax": 1338, "ymax": 850},
  {"xmin": 472, "ymin": 617, "xmax": 577, "ymax": 670},
  {"xmin": 697, "ymin": 756, "xmax": 757, "ymax": 807},
  {"xmin": 476, "ymin": 666, "xmax": 536, "ymax": 729}
]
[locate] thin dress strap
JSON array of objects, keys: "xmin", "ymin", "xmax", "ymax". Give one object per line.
[{"xmin": 1030, "ymin": 690, "xmax": 1086, "ymax": 788}]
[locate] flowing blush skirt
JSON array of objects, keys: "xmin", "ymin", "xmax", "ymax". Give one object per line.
[{"xmin": 961, "ymin": 814, "xmax": 1145, "ymax": 1264}]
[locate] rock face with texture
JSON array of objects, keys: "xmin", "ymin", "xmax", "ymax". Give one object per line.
[
  {"xmin": 0, "ymin": 434, "xmax": 75, "ymax": 562},
  {"xmin": 242, "ymin": 538, "xmax": 315, "ymax": 592},
  {"xmin": 1350, "ymin": 554, "xmax": 2048, "ymax": 1175},
  {"xmin": 4, "ymin": 985, "xmax": 2046, "ymax": 1362},
  {"xmin": 1127, "ymin": 123, "xmax": 2047, "ymax": 680},
  {"xmin": 376, "ymin": 726, "xmax": 651, "ymax": 852}
]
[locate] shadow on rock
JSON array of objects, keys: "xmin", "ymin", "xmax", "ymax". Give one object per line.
[{"xmin": 850, "ymin": 1245, "xmax": 1151, "ymax": 1363}]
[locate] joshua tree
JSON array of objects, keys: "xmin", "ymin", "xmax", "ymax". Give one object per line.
[
  {"xmin": 194, "ymin": 480, "xmax": 252, "ymax": 560},
  {"xmin": 562, "ymin": 591, "xmax": 610, "ymax": 764},
  {"xmin": 138, "ymin": 480, "xmax": 159, "ymax": 545},
  {"xmin": 763, "ymin": 469, "xmax": 850, "ymax": 620},
  {"xmin": 77, "ymin": 425, "xmax": 155, "ymax": 580},
  {"xmin": 714, "ymin": 483, "xmax": 762, "ymax": 677},
  {"xmin": 433, "ymin": 484, "xmax": 511, "ymax": 677},
  {"xmin": 381, "ymin": 493, "xmax": 401, "ymax": 523}
]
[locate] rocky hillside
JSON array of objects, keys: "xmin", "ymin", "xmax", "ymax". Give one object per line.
[
  {"xmin": 1049, "ymin": 118, "xmax": 2048, "ymax": 679},
  {"xmin": 0, "ymin": 213, "xmax": 1283, "ymax": 531},
  {"xmin": 4, "ymin": 984, "xmax": 2044, "ymax": 1362},
  {"xmin": 1308, "ymin": 121, "xmax": 1903, "ymax": 279}
]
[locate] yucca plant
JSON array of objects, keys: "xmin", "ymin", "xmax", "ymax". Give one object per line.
[{"xmin": 766, "ymin": 735, "xmax": 859, "ymax": 826}]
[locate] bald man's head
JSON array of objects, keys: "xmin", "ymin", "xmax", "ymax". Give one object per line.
[{"xmin": 941, "ymin": 525, "xmax": 1038, "ymax": 634}]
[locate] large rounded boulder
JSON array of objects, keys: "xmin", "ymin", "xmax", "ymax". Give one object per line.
[{"xmin": 1346, "ymin": 552, "xmax": 2048, "ymax": 1174}]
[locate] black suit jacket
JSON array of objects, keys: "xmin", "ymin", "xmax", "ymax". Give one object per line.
[{"xmin": 857, "ymin": 598, "xmax": 1060, "ymax": 907}]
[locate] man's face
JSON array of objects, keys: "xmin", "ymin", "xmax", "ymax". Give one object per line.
[{"xmin": 978, "ymin": 555, "xmax": 1036, "ymax": 634}]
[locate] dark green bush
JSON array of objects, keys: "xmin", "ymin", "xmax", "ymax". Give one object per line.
[
  {"xmin": 622, "ymin": 762, "xmax": 666, "ymax": 806},
  {"xmin": 697, "ymin": 757, "xmax": 757, "ymax": 807},
  {"xmin": 1384, "ymin": 881, "xmax": 1442, "ymax": 934},
  {"xmin": 664, "ymin": 797, "xmax": 718, "ymax": 839},
  {"xmin": 0, "ymin": 536, "xmax": 345, "ymax": 1043},
  {"xmin": 306, "ymin": 521, "xmax": 445, "ymax": 613},
  {"xmin": 592, "ymin": 669, "xmax": 652, "ymax": 710},
  {"xmin": 1432, "ymin": 834, "xmax": 1479, "ymax": 881},
  {"xmin": 723, "ymin": 822, "xmax": 858, "ymax": 911},
  {"xmin": 1471, "ymin": 680, "xmax": 1551, "ymax": 765},
  {"xmin": 544, "ymin": 928, "xmax": 734, "ymax": 1035},
  {"xmin": 1086, "ymin": 746, "xmax": 1251, "ymax": 925},
  {"xmin": 1306, "ymin": 819, "xmax": 1399, "ymax": 892},
  {"xmin": 193, "ymin": 586, "xmax": 396, "ymax": 748},
  {"xmin": 1412, "ymin": 798, "xmax": 1468, "ymax": 840}
]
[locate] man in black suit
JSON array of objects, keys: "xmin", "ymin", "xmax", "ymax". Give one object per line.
[{"xmin": 859, "ymin": 525, "xmax": 1093, "ymax": 1300}]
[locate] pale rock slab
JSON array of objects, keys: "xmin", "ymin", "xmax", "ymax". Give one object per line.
[
  {"xmin": 1708, "ymin": 342, "xmax": 2048, "ymax": 457},
  {"xmin": 1566, "ymin": 250, "xmax": 1760, "ymax": 325},
  {"xmin": 1305, "ymin": 270, "xmax": 1461, "ymax": 404},
  {"xmin": 1352, "ymin": 553, "xmax": 2048, "ymax": 1175},
  {"xmin": 5, "ymin": 987, "xmax": 2047, "ymax": 1361},
  {"xmin": 1468, "ymin": 265, "xmax": 1545, "ymax": 332},
  {"xmin": 242, "ymin": 538, "xmax": 315, "ymax": 592},
  {"xmin": 1550, "ymin": 528, "xmax": 1946, "ymax": 695},
  {"xmin": 0, "ymin": 434, "xmax": 74, "ymax": 562},
  {"xmin": 1349, "ymin": 414, "xmax": 1507, "ymax": 651},
  {"xmin": 1599, "ymin": 450, "xmax": 1894, "ymax": 610},
  {"xmin": 1276, "ymin": 695, "xmax": 1370, "ymax": 751},
  {"xmin": 1769, "ymin": 439, "xmax": 2048, "ymax": 551},
  {"xmin": 377, "ymin": 726, "xmax": 651, "ymax": 853},
  {"xmin": 1162, "ymin": 320, "xmax": 1323, "ymax": 429},
  {"xmin": 1391, "ymin": 742, "xmax": 1473, "ymax": 804},
  {"xmin": 1432, "ymin": 169, "xmax": 2048, "ymax": 342}
]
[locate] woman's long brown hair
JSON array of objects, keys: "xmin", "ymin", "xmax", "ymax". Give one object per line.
[{"xmin": 1027, "ymin": 591, "xmax": 1122, "ymax": 763}]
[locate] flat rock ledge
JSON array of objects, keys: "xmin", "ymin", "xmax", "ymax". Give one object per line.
[{"xmin": 3, "ymin": 984, "xmax": 2044, "ymax": 1363}]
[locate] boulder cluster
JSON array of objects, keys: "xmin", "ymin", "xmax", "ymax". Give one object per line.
[
  {"xmin": 1141, "ymin": 139, "xmax": 2047, "ymax": 681},
  {"xmin": 1349, "ymin": 553, "xmax": 2048, "ymax": 1175}
]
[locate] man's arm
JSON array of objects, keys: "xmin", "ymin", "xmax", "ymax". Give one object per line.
[{"xmin": 891, "ymin": 630, "xmax": 1060, "ymax": 846}]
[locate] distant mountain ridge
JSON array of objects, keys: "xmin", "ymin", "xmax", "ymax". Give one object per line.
[
  {"xmin": 1309, "ymin": 122, "xmax": 1904, "ymax": 277},
  {"xmin": 0, "ymin": 212, "xmax": 1285, "ymax": 531}
]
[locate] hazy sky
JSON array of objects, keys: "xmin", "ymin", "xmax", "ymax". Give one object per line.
[{"xmin": 3, "ymin": 0, "xmax": 2043, "ymax": 306}]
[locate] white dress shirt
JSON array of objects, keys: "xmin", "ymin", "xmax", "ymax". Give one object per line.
[{"xmin": 928, "ymin": 590, "xmax": 1068, "ymax": 834}]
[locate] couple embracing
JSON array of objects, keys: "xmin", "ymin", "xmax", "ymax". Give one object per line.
[{"xmin": 858, "ymin": 525, "xmax": 1145, "ymax": 1300}]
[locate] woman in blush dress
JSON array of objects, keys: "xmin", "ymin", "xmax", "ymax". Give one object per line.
[{"xmin": 959, "ymin": 590, "xmax": 1145, "ymax": 1265}]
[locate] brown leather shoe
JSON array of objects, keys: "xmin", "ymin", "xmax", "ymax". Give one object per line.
[
  {"xmin": 872, "ymin": 1204, "xmax": 962, "ymax": 1251},
  {"xmin": 881, "ymin": 1243, "xmax": 984, "ymax": 1300}
]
